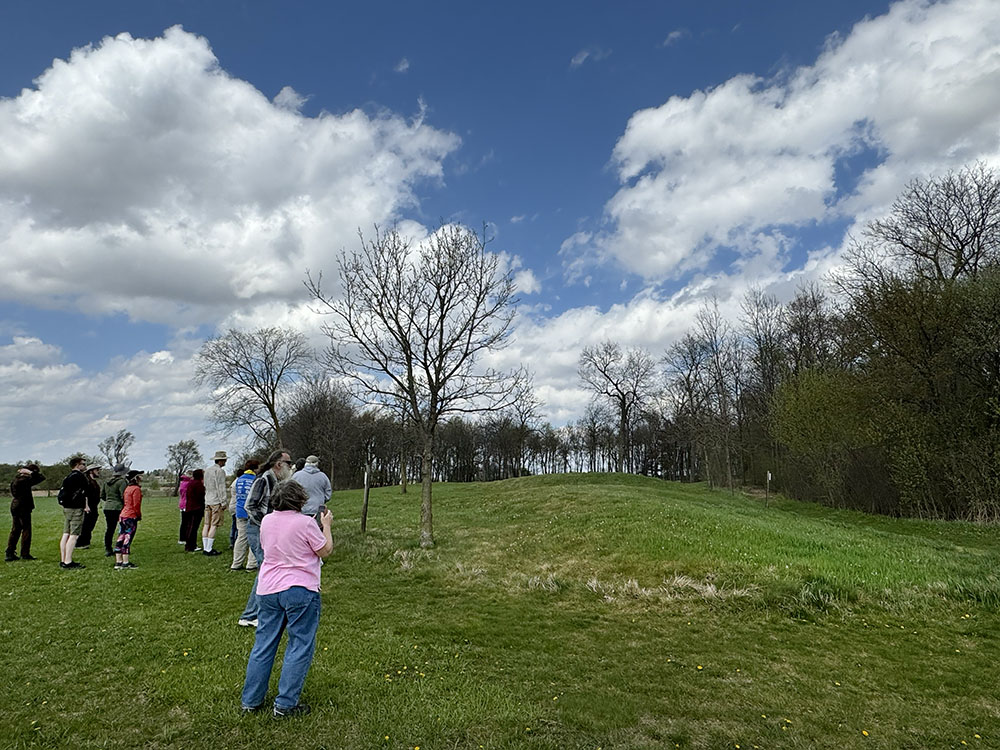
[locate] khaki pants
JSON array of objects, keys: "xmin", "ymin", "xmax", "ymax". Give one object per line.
[{"xmin": 231, "ymin": 517, "xmax": 258, "ymax": 570}]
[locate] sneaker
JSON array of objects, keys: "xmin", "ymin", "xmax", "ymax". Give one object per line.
[
  {"xmin": 62, "ymin": 561, "xmax": 85, "ymax": 569},
  {"xmin": 122, "ymin": 562, "xmax": 138, "ymax": 568},
  {"xmin": 203, "ymin": 549, "xmax": 222, "ymax": 556},
  {"xmin": 229, "ymin": 566, "xmax": 243, "ymax": 571},
  {"xmin": 113, "ymin": 563, "xmax": 124, "ymax": 570},
  {"xmin": 177, "ymin": 540, "xmax": 186, "ymax": 545},
  {"xmin": 237, "ymin": 618, "xmax": 258, "ymax": 628},
  {"xmin": 240, "ymin": 703, "xmax": 264, "ymax": 715},
  {"xmin": 273, "ymin": 703, "xmax": 310, "ymax": 719},
  {"xmin": 20, "ymin": 554, "xmax": 36, "ymax": 561},
  {"xmin": 5, "ymin": 554, "xmax": 18, "ymax": 562}
]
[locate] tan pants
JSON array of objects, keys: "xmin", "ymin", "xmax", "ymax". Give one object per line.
[{"xmin": 231, "ymin": 517, "xmax": 258, "ymax": 570}]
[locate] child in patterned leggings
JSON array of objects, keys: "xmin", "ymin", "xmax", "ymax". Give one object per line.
[{"xmin": 114, "ymin": 470, "xmax": 144, "ymax": 570}]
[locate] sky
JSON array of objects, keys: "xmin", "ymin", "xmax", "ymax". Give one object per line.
[{"xmin": 2, "ymin": 0, "xmax": 999, "ymax": 470}]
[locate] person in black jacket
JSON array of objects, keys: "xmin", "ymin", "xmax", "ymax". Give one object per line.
[
  {"xmin": 6, "ymin": 463, "xmax": 44, "ymax": 561},
  {"xmin": 58, "ymin": 457, "xmax": 91, "ymax": 569},
  {"xmin": 76, "ymin": 464, "xmax": 102, "ymax": 549}
]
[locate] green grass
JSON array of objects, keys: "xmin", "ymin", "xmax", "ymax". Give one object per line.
[{"xmin": 1, "ymin": 474, "xmax": 998, "ymax": 749}]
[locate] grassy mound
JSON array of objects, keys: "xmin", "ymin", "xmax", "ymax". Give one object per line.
[{"xmin": 1, "ymin": 474, "xmax": 996, "ymax": 748}]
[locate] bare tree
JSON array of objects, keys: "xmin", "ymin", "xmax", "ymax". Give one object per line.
[
  {"xmin": 165, "ymin": 439, "xmax": 203, "ymax": 496},
  {"xmin": 194, "ymin": 327, "xmax": 313, "ymax": 448},
  {"xmin": 865, "ymin": 162, "xmax": 1000, "ymax": 282},
  {"xmin": 307, "ymin": 224, "xmax": 524, "ymax": 548},
  {"xmin": 578, "ymin": 341, "xmax": 656, "ymax": 473},
  {"xmin": 97, "ymin": 429, "xmax": 135, "ymax": 469}
]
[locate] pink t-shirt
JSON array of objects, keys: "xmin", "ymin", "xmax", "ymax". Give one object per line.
[{"xmin": 257, "ymin": 511, "xmax": 327, "ymax": 595}]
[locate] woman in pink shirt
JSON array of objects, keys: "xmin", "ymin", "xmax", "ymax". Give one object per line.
[{"xmin": 240, "ymin": 479, "xmax": 332, "ymax": 718}]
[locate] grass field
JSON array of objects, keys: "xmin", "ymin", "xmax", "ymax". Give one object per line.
[{"xmin": 1, "ymin": 473, "xmax": 997, "ymax": 749}]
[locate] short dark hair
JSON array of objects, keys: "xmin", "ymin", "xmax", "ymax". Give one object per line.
[
  {"xmin": 192, "ymin": 468, "xmax": 204, "ymax": 480},
  {"xmin": 70, "ymin": 456, "xmax": 85, "ymax": 469},
  {"xmin": 271, "ymin": 479, "xmax": 307, "ymax": 512},
  {"xmin": 243, "ymin": 459, "xmax": 260, "ymax": 472}
]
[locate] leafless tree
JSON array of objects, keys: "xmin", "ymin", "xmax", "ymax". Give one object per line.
[
  {"xmin": 864, "ymin": 162, "xmax": 1000, "ymax": 282},
  {"xmin": 98, "ymin": 429, "xmax": 134, "ymax": 469},
  {"xmin": 165, "ymin": 439, "xmax": 203, "ymax": 496},
  {"xmin": 193, "ymin": 327, "xmax": 313, "ymax": 448},
  {"xmin": 307, "ymin": 224, "xmax": 525, "ymax": 548},
  {"xmin": 578, "ymin": 341, "xmax": 656, "ymax": 473}
]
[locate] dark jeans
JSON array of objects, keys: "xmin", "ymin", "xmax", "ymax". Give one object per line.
[
  {"xmin": 6, "ymin": 505, "xmax": 32, "ymax": 557},
  {"xmin": 104, "ymin": 509, "xmax": 121, "ymax": 554},
  {"xmin": 181, "ymin": 509, "xmax": 204, "ymax": 551},
  {"xmin": 77, "ymin": 507, "xmax": 100, "ymax": 547},
  {"xmin": 230, "ymin": 516, "xmax": 237, "ymax": 546}
]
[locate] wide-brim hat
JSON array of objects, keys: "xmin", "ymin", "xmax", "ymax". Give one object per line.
[
  {"xmin": 213, "ymin": 450, "xmax": 228, "ymax": 461},
  {"xmin": 85, "ymin": 463, "xmax": 102, "ymax": 472},
  {"xmin": 126, "ymin": 469, "xmax": 145, "ymax": 480}
]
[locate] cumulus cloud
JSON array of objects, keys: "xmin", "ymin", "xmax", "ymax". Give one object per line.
[
  {"xmin": 394, "ymin": 57, "xmax": 410, "ymax": 73},
  {"xmin": 0, "ymin": 26, "xmax": 459, "ymax": 327},
  {"xmin": 0, "ymin": 332, "xmax": 212, "ymax": 466},
  {"xmin": 581, "ymin": 0, "xmax": 1000, "ymax": 281}
]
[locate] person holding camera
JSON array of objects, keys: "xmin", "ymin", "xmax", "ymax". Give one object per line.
[
  {"xmin": 240, "ymin": 479, "xmax": 333, "ymax": 718},
  {"xmin": 6, "ymin": 463, "xmax": 44, "ymax": 562}
]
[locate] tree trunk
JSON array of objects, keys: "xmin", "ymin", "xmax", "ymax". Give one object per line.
[
  {"xmin": 420, "ymin": 434, "xmax": 434, "ymax": 548},
  {"xmin": 361, "ymin": 460, "xmax": 370, "ymax": 533},
  {"xmin": 400, "ymin": 447, "xmax": 408, "ymax": 494}
]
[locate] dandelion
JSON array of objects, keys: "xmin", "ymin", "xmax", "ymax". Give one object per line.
[
  {"xmin": 761, "ymin": 714, "xmax": 766, "ymax": 719},
  {"xmin": 862, "ymin": 730, "xmax": 869, "ymax": 737},
  {"xmin": 697, "ymin": 665, "xmax": 703, "ymax": 670}
]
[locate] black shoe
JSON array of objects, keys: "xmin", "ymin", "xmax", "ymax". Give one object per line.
[
  {"xmin": 273, "ymin": 703, "xmax": 311, "ymax": 719},
  {"xmin": 121, "ymin": 562, "xmax": 137, "ymax": 568},
  {"xmin": 20, "ymin": 554, "xmax": 36, "ymax": 561},
  {"xmin": 76, "ymin": 545, "xmax": 90, "ymax": 550},
  {"xmin": 64, "ymin": 561, "xmax": 85, "ymax": 569},
  {"xmin": 5, "ymin": 554, "xmax": 18, "ymax": 562},
  {"xmin": 203, "ymin": 549, "xmax": 222, "ymax": 556},
  {"xmin": 105, "ymin": 550, "xmax": 114, "ymax": 557}
]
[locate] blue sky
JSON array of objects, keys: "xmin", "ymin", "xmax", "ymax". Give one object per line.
[{"xmin": 1, "ymin": 0, "xmax": 997, "ymax": 469}]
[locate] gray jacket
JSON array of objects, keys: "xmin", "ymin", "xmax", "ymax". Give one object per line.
[{"xmin": 291, "ymin": 465, "xmax": 331, "ymax": 516}]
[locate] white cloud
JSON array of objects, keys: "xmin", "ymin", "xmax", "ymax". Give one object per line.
[
  {"xmin": 0, "ymin": 26, "xmax": 459, "ymax": 328},
  {"xmin": 273, "ymin": 85, "xmax": 308, "ymax": 111},
  {"xmin": 395, "ymin": 57, "xmax": 410, "ymax": 73},
  {"xmin": 581, "ymin": 0, "xmax": 1000, "ymax": 282},
  {"xmin": 570, "ymin": 47, "xmax": 612, "ymax": 69},
  {"xmin": 662, "ymin": 29, "xmax": 689, "ymax": 47}
]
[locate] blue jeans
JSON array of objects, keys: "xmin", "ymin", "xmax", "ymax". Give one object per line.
[
  {"xmin": 240, "ymin": 586, "xmax": 321, "ymax": 710},
  {"xmin": 239, "ymin": 522, "xmax": 264, "ymax": 620}
]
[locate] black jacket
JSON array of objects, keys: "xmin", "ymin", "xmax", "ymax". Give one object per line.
[{"xmin": 10, "ymin": 470, "xmax": 44, "ymax": 511}]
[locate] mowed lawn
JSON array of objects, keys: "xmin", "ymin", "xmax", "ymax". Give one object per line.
[{"xmin": 1, "ymin": 474, "xmax": 998, "ymax": 749}]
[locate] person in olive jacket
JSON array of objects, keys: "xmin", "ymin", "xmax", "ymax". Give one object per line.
[
  {"xmin": 101, "ymin": 465, "xmax": 128, "ymax": 557},
  {"xmin": 6, "ymin": 463, "xmax": 44, "ymax": 562}
]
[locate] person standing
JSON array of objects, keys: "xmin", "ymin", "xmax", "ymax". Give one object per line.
[
  {"xmin": 237, "ymin": 449, "xmax": 293, "ymax": 627},
  {"xmin": 101, "ymin": 465, "xmax": 127, "ymax": 557},
  {"xmin": 177, "ymin": 473, "xmax": 192, "ymax": 544},
  {"xmin": 59, "ymin": 457, "xmax": 91, "ymax": 569},
  {"xmin": 76, "ymin": 464, "xmax": 102, "ymax": 549},
  {"xmin": 291, "ymin": 455, "xmax": 332, "ymax": 518},
  {"xmin": 6, "ymin": 464, "xmax": 44, "ymax": 562},
  {"xmin": 240, "ymin": 479, "xmax": 333, "ymax": 717},
  {"xmin": 113, "ymin": 470, "xmax": 143, "ymax": 569},
  {"xmin": 230, "ymin": 460, "xmax": 260, "ymax": 571},
  {"xmin": 182, "ymin": 469, "xmax": 206, "ymax": 552},
  {"xmin": 202, "ymin": 450, "xmax": 228, "ymax": 556}
]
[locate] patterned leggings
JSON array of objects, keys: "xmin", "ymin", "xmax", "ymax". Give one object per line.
[{"xmin": 114, "ymin": 517, "xmax": 138, "ymax": 555}]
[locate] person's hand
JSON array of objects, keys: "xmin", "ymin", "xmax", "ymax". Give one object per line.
[{"xmin": 320, "ymin": 508, "xmax": 332, "ymax": 528}]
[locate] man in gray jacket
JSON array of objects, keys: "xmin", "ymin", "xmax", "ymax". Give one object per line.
[{"xmin": 291, "ymin": 455, "xmax": 331, "ymax": 517}]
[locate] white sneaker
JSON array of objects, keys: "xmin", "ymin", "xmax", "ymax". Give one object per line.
[
  {"xmin": 177, "ymin": 540, "xmax": 185, "ymax": 545},
  {"xmin": 237, "ymin": 618, "xmax": 258, "ymax": 628}
]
